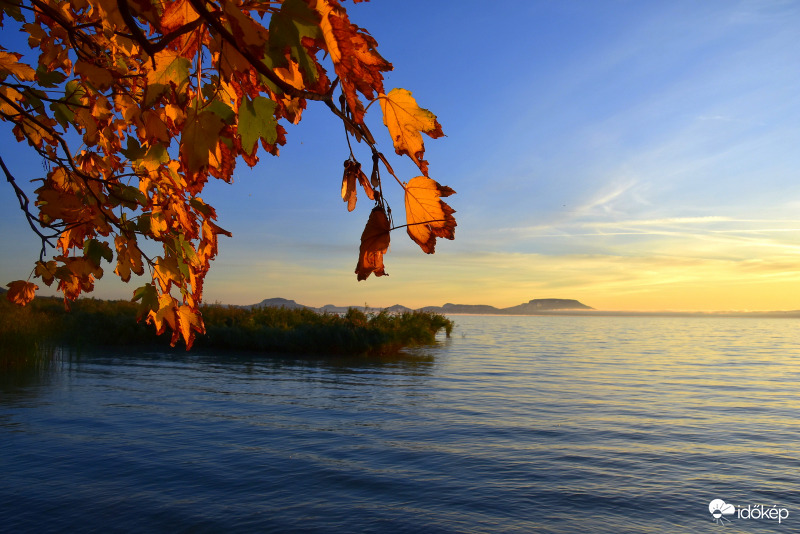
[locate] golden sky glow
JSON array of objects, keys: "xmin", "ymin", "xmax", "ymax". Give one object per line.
[{"xmin": 2, "ymin": 1, "xmax": 799, "ymax": 312}]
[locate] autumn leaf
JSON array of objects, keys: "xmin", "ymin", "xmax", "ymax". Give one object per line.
[
  {"xmin": 238, "ymin": 96, "xmax": 277, "ymax": 156},
  {"xmin": 154, "ymin": 255, "xmax": 181, "ymax": 293},
  {"xmin": 181, "ymin": 108, "xmax": 225, "ymax": 173},
  {"xmin": 314, "ymin": 0, "xmax": 392, "ymax": 123},
  {"xmin": 74, "ymin": 60, "xmax": 114, "ymax": 91},
  {"xmin": 147, "ymin": 292, "xmax": 179, "ymax": 338},
  {"xmin": 3, "ymin": 0, "xmax": 451, "ymax": 350},
  {"xmin": 34, "ymin": 260, "xmax": 58, "ymax": 286},
  {"xmin": 132, "ymin": 283, "xmax": 159, "ymax": 322},
  {"xmin": 144, "ymin": 50, "xmax": 191, "ymax": 107},
  {"xmin": 114, "ymin": 235, "xmax": 144, "ymax": 283},
  {"xmin": 356, "ymin": 207, "xmax": 390, "ymax": 280},
  {"xmin": 341, "ymin": 158, "xmax": 374, "ymax": 212},
  {"xmin": 268, "ymin": 0, "xmax": 323, "ymax": 84},
  {"xmin": 379, "ymin": 88, "xmax": 444, "ymax": 176},
  {"xmin": 177, "ymin": 305, "xmax": 205, "ymax": 350},
  {"xmin": 160, "ymin": 0, "xmax": 200, "ymax": 33},
  {"xmin": 341, "ymin": 159, "xmax": 357, "ymax": 211},
  {"xmin": 0, "ymin": 51, "xmax": 36, "ymax": 81},
  {"xmin": 403, "ymin": 176, "xmax": 456, "ymax": 254},
  {"xmin": 84, "ymin": 238, "xmax": 113, "ymax": 267},
  {"xmin": 6, "ymin": 280, "xmax": 38, "ymax": 306}
]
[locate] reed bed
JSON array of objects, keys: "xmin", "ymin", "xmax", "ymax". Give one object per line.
[{"xmin": 0, "ymin": 297, "xmax": 453, "ymax": 362}]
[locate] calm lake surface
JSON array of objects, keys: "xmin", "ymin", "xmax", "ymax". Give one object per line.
[{"xmin": 2, "ymin": 315, "xmax": 799, "ymax": 533}]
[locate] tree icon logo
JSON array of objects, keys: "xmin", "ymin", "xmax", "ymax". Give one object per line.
[{"xmin": 709, "ymin": 499, "xmax": 736, "ymax": 525}]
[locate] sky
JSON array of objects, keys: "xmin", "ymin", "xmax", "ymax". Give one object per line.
[{"xmin": 1, "ymin": 0, "xmax": 800, "ymax": 311}]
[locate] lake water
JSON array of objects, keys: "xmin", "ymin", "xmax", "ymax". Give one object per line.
[{"xmin": 2, "ymin": 315, "xmax": 799, "ymax": 533}]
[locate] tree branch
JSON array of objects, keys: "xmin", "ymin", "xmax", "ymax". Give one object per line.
[
  {"xmin": 0, "ymin": 155, "xmax": 57, "ymax": 260},
  {"xmin": 188, "ymin": 0, "xmax": 328, "ymax": 102}
]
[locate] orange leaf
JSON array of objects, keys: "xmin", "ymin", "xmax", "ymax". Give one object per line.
[
  {"xmin": 341, "ymin": 159, "xmax": 357, "ymax": 211},
  {"xmin": 114, "ymin": 235, "xmax": 144, "ymax": 283},
  {"xmin": 160, "ymin": 0, "xmax": 200, "ymax": 33},
  {"xmin": 314, "ymin": 0, "xmax": 391, "ymax": 123},
  {"xmin": 341, "ymin": 159, "xmax": 374, "ymax": 212},
  {"xmin": 403, "ymin": 176, "xmax": 456, "ymax": 254},
  {"xmin": 34, "ymin": 260, "xmax": 58, "ymax": 286},
  {"xmin": 6, "ymin": 280, "xmax": 38, "ymax": 306},
  {"xmin": 356, "ymin": 207, "xmax": 390, "ymax": 281},
  {"xmin": 177, "ymin": 305, "xmax": 205, "ymax": 350},
  {"xmin": 379, "ymin": 89, "xmax": 444, "ymax": 176},
  {"xmin": 74, "ymin": 60, "xmax": 114, "ymax": 91},
  {"xmin": 147, "ymin": 293, "xmax": 178, "ymax": 337}
]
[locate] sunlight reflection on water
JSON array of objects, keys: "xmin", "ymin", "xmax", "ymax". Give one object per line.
[{"xmin": 2, "ymin": 316, "xmax": 799, "ymax": 533}]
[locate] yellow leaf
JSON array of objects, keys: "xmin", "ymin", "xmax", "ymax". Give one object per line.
[
  {"xmin": 403, "ymin": 176, "xmax": 456, "ymax": 254},
  {"xmin": 0, "ymin": 51, "xmax": 36, "ymax": 81},
  {"xmin": 147, "ymin": 293, "xmax": 178, "ymax": 337},
  {"xmin": 355, "ymin": 207, "xmax": 390, "ymax": 281},
  {"xmin": 0, "ymin": 86, "xmax": 24, "ymax": 115},
  {"xmin": 154, "ymin": 256, "xmax": 180, "ymax": 293},
  {"xmin": 6, "ymin": 280, "xmax": 38, "ymax": 306},
  {"xmin": 379, "ymin": 88, "xmax": 444, "ymax": 176}
]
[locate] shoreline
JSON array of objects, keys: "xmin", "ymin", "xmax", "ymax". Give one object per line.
[{"xmin": 442, "ymin": 310, "xmax": 800, "ymax": 318}]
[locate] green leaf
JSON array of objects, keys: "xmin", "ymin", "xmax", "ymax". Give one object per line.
[
  {"xmin": 238, "ymin": 96, "xmax": 277, "ymax": 155},
  {"xmin": 109, "ymin": 183, "xmax": 146, "ymax": 209},
  {"xmin": 207, "ymin": 100, "xmax": 235, "ymax": 125},
  {"xmin": 132, "ymin": 283, "xmax": 159, "ymax": 321},
  {"xmin": 121, "ymin": 137, "xmax": 147, "ymax": 160},
  {"xmin": 84, "ymin": 238, "xmax": 113, "ymax": 266},
  {"xmin": 1, "ymin": 1, "xmax": 25, "ymax": 23},
  {"xmin": 268, "ymin": 0, "xmax": 321, "ymax": 83},
  {"xmin": 64, "ymin": 80, "xmax": 86, "ymax": 105},
  {"xmin": 136, "ymin": 214, "xmax": 151, "ymax": 234},
  {"xmin": 139, "ymin": 142, "xmax": 169, "ymax": 172},
  {"xmin": 50, "ymin": 102, "xmax": 74, "ymax": 129},
  {"xmin": 36, "ymin": 66, "xmax": 66, "ymax": 88},
  {"xmin": 189, "ymin": 197, "xmax": 215, "ymax": 218},
  {"xmin": 21, "ymin": 87, "xmax": 45, "ymax": 111}
]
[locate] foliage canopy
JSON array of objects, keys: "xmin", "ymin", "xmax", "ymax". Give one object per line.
[{"xmin": 0, "ymin": 0, "xmax": 456, "ymax": 348}]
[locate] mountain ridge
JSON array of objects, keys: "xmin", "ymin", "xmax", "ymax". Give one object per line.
[{"xmin": 243, "ymin": 298, "xmax": 594, "ymax": 315}]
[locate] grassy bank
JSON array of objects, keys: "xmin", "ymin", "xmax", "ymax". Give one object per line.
[{"xmin": 0, "ymin": 297, "xmax": 453, "ymax": 363}]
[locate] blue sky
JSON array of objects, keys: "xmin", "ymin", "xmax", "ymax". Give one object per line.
[{"xmin": 2, "ymin": 0, "xmax": 799, "ymax": 310}]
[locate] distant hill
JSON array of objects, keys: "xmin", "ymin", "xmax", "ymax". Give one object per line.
[
  {"xmin": 245, "ymin": 297, "xmax": 594, "ymax": 315},
  {"xmin": 245, "ymin": 297, "xmax": 310, "ymax": 310},
  {"xmin": 422, "ymin": 299, "xmax": 592, "ymax": 315},
  {"xmin": 421, "ymin": 303, "xmax": 502, "ymax": 314},
  {"xmin": 502, "ymin": 299, "xmax": 593, "ymax": 313}
]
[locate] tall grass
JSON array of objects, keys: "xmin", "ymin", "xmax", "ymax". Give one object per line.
[
  {"xmin": 0, "ymin": 297, "xmax": 453, "ymax": 361},
  {"xmin": 0, "ymin": 298, "xmax": 60, "ymax": 370}
]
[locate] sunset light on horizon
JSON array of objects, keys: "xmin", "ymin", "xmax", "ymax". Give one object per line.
[{"xmin": 1, "ymin": 0, "xmax": 799, "ymax": 312}]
